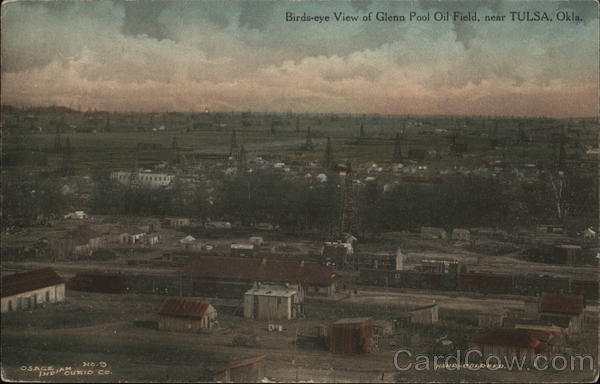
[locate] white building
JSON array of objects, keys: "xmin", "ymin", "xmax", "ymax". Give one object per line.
[
  {"xmin": 244, "ymin": 283, "xmax": 300, "ymax": 320},
  {"xmin": 111, "ymin": 170, "xmax": 174, "ymax": 188},
  {"xmin": 1, "ymin": 268, "xmax": 65, "ymax": 313}
]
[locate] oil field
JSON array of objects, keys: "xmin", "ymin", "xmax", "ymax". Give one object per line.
[{"xmin": 1, "ymin": 0, "xmax": 598, "ymax": 383}]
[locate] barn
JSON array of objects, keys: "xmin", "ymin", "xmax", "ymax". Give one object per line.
[
  {"xmin": 329, "ymin": 317, "xmax": 374, "ymax": 354},
  {"xmin": 158, "ymin": 298, "xmax": 218, "ymax": 332},
  {"xmin": 1, "ymin": 268, "xmax": 65, "ymax": 312},
  {"xmin": 214, "ymin": 355, "xmax": 266, "ymax": 383}
]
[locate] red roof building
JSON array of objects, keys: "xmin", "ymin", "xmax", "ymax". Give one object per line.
[
  {"xmin": 158, "ymin": 298, "xmax": 218, "ymax": 332},
  {"xmin": 184, "ymin": 257, "xmax": 337, "ymax": 297},
  {"xmin": 471, "ymin": 328, "xmax": 551, "ymax": 362},
  {"xmin": 540, "ymin": 293, "xmax": 584, "ymax": 316},
  {"xmin": 1, "ymin": 268, "xmax": 65, "ymax": 312}
]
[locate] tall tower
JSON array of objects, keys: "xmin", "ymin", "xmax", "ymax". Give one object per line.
[
  {"xmin": 338, "ymin": 164, "xmax": 355, "ymax": 239},
  {"xmin": 392, "ymin": 132, "xmax": 402, "ymax": 162},
  {"xmin": 304, "ymin": 126, "xmax": 313, "ymax": 150},
  {"xmin": 53, "ymin": 127, "xmax": 62, "ymax": 153},
  {"xmin": 230, "ymin": 129, "xmax": 238, "ymax": 155},
  {"xmin": 238, "ymin": 145, "xmax": 247, "ymax": 173},
  {"xmin": 295, "ymin": 117, "xmax": 300, "ymax": 133},
  {"xmin": 324, "ymin": 137, "xmax": 332, "ymax": 170},
  {"xmin": 359, "ymin": 124, "xmax": 365, "ymax": 139}
]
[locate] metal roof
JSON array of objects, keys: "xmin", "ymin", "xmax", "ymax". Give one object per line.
[
  {"xmin": 1, "ymin": 268, "xmax": 65, "ymax": 298},
  {"xmin": 158, "ymin": 298, "xmax": 214, "ymax": 319}
]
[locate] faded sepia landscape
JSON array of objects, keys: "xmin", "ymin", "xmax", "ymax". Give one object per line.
[{"xmin": 1, "ymin": 0, "xmax": 598, "ymax": 383}]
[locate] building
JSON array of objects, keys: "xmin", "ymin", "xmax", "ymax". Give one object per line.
[
  {"xmin": 322, "ymin": 241, "xmax": 353, "ymax": 267},
  {"xmin": 51, "ymin": 225, "xmax": 105, "ymax": 259},
  {"xmin": 214, "ymin": 355, "xmax": 266, "ymax": 383},
  {"xmin": 329, "ymin": 317, "xmax": 374, "ymax": 354},
  {"xmin": 67, "ymin": 273, "xmax": 126, "ymax": 294},
  {"xmin": 111, "ymin": 170, "xmax": 174, "ymax": 189},
  {"xmin": 1, "ymin": 268, "xmax": 65, "ymax": 312},
  {"xmin": 539, "ymin": 293, "xmax": 585, "ymax": 337},
  {"xmin": 471, "ymin": 328, "xmax": 552, "ymax": 363},
  {"xmin": 419, "ymin": 259, "xmax": 458, "ymax": 274},
  {"xmin": 248, "ymin": 236, "xmax": 264, "ymax": 246},
  {"xmin": 63, "ymin": 210, "xmax": 88, "ymax": 220},
  {"xmin": 158, "ymin": 298, "xmax": 218, "ymax": 332},
  {"xmin": 477, "ymin": 310, "xmax": 506, "ymax": 328},
  {"xmin": 408, "ymin": 304, "xmax": 439, "ymax": 325},
  {"xmin": 243, "ymin": 283, "xmax": 300, "ymax": 320},
  {"xmin": 166, "ymin": 217, "xmax": 191, "ymax": 228},
  {"xmin": 553, "ymin": 245, "xmax": 584, "ymax": 265},
  {"xmin": 451, "ymin": 228, "xmax": 471, "ymax": 241},
  {"xmin": 421, "ymin": 227, "xmax": 447, "ymax": 240},
  {"xmin": 231, "ymin": 243, "xmax": 256, "ymax": 257},
  {"xmin": 184, "ymin": 257, "xmax": 337, "ymax": 298}
]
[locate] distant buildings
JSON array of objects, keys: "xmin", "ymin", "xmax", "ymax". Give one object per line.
[
  {"xmin": 1, "ymin": 268, "xmax": 65, "ymax": 312},
  {"xmin": 111, "ymin": 171, "xmax": 174, "ymax": 189},
  {"xmin": 158, "ymin": 298, "xmax": 218, "ymax": 332},
  {"xmin": 184, "ymin": 257, "xmax": 337, "ymax": 298},
  {"xmin": 421, "ymin": 227, "xmax": 447, "ymax": 240}
]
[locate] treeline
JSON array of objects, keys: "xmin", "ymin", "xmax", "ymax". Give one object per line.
[{"xmin": 2, "ymin": 175, "xmax": 67, "ymax": 229}]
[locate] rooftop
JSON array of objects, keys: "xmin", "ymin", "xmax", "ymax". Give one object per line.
[
  {"xmin": 1, "ymin": 268, "xmax": 65, "ymax": 298},
  {"xmin": 245, "ymin": 284, "xmax": 296, "ymax": 297},
  {"xmin": 540, "ymin": 293, "xmax": 584, "ymax": 316},
  {"xmin": 158, "ymin": 298, "xmax": 214, "ymax": 319},
  {"xmin": 333, "ymin": 317, "xmax": 372, "ymax": 325}
]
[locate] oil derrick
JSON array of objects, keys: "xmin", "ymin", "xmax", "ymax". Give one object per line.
[
  {"xmin": 556, "ymin": 124, "xmax": 566, "ymax": 172},
  {"xmin": 295, "ymin": 117, "xmax": 300, "ymax": 133},
  {"xmin": 338, "ymin": 164, "xmax": 356, "ymax": 239},
  {"xmin": 270, "ymin": 121, "xmax": 277, "ymax": 135},
  {"xmin": 172, "ymin": 136, "xmax": 178, "ymax": 151},
  {"xmin": 105, "ymin": 114, "xmax": 111, "ymax": 132},
  {"xmin": 324, "ymin": 136, "xmax": 333, "ymax": 170},
  {"xmin": 392, "ymin": 132, "xmax": 403, "ymax": 162},
  {"xmin": 230, "ymin": 129, "xmax": 238, "ymax": 155},
  {"xmin": 61, "ymin": 137, "xmax": 74, "ymax": 176},
  {"xmin": 238, "ymin": 145, "xmax": 247, "ymax": 173},
  {"xmin": 304, "ymin": 126, "xmax": 314, "ymax": 150},
  {"xmin": 53, "ymin": 127, "xmax": 62, "ymax": 153},
  {"xmin": 489, "ymin": 120, "xmax": 499, "ymax": 148},
  {"xmin": 359, "ymin": 124, "xmax": 366, "ymax": 139}
]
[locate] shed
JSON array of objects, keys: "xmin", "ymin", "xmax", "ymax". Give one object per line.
[
  {"xmin": 214, "ymin": 355, "xmax": 266, "ymax": 383},
  {"xmin": 329, "ymin": 317, "xmax": 373, "ymax": 354},
  {"xmin": 421, "ymin": 227, "xmax": 447, "ymax": 240},
  {"xmin": 408, "ymin": 304, "xmax": 439, "ymax": 325},
  {"xmin": 244, "ymin": 283, "xmax": 300, "ymax": 320},
  {"xmin": 158, "ymin": 298, "xmax": 218, "ymax": 332},
  {"xmin": 1, "ymin": 268, "xmax": 65, "ymax": 312},
  {"xmin": 451, "ymin": 228, "xmax": 471, "ymax": 241},
  {"xmin": 553, "ymin": 245, "xmax": 584, "ymax": 265}
]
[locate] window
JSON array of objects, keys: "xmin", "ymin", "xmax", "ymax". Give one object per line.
[{"xmin": 46, "ymin": 291, "xmax": 50, "ymax": 302}]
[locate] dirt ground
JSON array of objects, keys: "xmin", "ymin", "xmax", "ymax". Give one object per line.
[{"xmin": 2, "ymin": 290, "xmax": 597, "ymax": 383}]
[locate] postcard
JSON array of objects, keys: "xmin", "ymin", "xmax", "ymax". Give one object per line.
[{"xmin": 1, "ymin": 0, "xmax": 598, "ymax": 382}]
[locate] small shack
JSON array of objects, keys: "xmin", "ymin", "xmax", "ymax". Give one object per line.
[
  {"xmin": 214, "ymin": 355, "xmax": 266, "ymax": 383},
  {"xmin": 421, "ymin": 227, "xmax": 447, "ymax": 240},
  {"xmin": 451, "ymin": 228, "xmax": 471, "ymax": 241},
  {"xmin": 408, "ymin": 304, "xmax": 439, "ymax": 325},
  {"xmin": 158, "ymin": 298, "xmax": 218, "ymax": 332},
  {"xmin": 244, "ymin": 283, "xmax": 300, "ymax": 320},
  {"xmin": 329, "ymin": 317, "xmax": 373, "ymax": 354}
]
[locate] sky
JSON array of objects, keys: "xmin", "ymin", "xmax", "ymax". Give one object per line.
[{"xmin": 1, "ymin": 0, "xmax": 598, "ymax": 117}]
